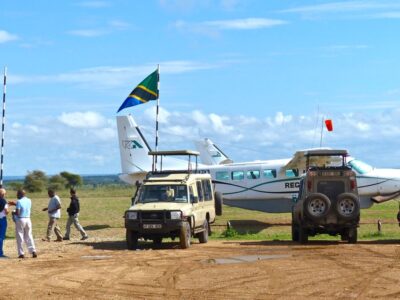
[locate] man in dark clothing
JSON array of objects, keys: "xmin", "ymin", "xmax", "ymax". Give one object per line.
[{"xmin": 63, "ymin": 188, "xmax": 88, "ymax": 241}]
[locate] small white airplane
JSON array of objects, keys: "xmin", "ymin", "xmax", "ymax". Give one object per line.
[{"xmin": 117, "ymin": 115, "xmax": 400, "ymax": 213}]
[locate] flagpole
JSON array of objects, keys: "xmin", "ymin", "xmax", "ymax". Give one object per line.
[
  {"xmin": 153, "ymin": 64, "xmax": 160, "ymax": 171},
  {"xmin": 319, "ymin": 116, "xmax": 324, "ymax": 147},
  {"xmin": 1, "ymin": 67, "xmax": 7, "ymax": 187}
]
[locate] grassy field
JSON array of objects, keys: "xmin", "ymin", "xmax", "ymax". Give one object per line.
[{"xmin": 4, "ymin": 186, "xmax": 400, "ymax": 242}]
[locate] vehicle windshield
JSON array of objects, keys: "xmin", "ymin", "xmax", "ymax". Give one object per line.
[
  {"xmin": 347, "ymin": 159, "xmax": 373, "ymax": 174},
  {"xmin": 138, "ymin": 185, "xmax": 188, "ymax": 203}
]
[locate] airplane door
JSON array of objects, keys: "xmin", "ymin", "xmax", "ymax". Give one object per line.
[{"xmin": 245, "ymin": 169, "xmax": 262, "ymax": 200}]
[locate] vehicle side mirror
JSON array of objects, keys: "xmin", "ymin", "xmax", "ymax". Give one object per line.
[{"xmin": 191, "ymin": 196, "xmax": 198, "ymax": 204}]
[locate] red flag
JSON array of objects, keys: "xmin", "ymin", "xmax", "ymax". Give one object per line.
[{"xmin": 325, "ymin": 119, "xmax": 333, "ymax": 131}]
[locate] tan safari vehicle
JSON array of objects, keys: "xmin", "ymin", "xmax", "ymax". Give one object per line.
[{"xmin": 124, "ymin": 150, "xmax": 222, "ymax": 249}]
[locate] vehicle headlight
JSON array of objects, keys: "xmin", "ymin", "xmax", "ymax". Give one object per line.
[
  {"xmin": 126, "ymin": 211, "xmax": 138, "ymax": 220},
  {"xmin": 170, "ymin": 211, "xmax": 182, "ymax": 220}
]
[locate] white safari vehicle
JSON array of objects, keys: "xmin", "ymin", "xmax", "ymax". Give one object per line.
[{"xmin": 124, "ymin": 150, "xmax": 222, "ymax": 249}]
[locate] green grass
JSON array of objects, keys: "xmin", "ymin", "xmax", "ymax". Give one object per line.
[{"xmin": 4, "ymin": 186, "xmax": 400, "ymax": 242}]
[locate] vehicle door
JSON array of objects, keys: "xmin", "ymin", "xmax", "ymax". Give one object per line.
[
  {"xmin": 202, "ymin": 178, "xmax": 215, "ymax": 221},
  {"xmin": 195, "ymin": 180, "xmax": 205, "ymax": 227}
]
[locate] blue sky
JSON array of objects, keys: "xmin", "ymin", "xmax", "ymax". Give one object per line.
[{"xmin": 1, "ymin": 0, "xmax": 400, "ymax": 176}]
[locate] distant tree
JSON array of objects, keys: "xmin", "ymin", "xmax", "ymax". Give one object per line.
[
  {"xmin": 60, "ymin": 171, "xmax": 83, "ymax": 188},
  {"xmin": 24, "ymin": 170, "xmax": 48, "ymax": 192},
  {"xmin": 48, "ymin": 174, "xmax": 68, "ymax": 191},
  {"xmin": 7, "ymin": 181, "xmax": 23, "ymax": 191}
]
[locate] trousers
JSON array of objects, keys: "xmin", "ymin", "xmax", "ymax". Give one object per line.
[
  {"xmin": 65, "ymin": 213, "xmax": 87, "ymax": 238},
  {"xmin": 15, "ymin": 218, "xmax": 36, "ymax": 256},
  {"xmin": 0, "ymin": 217, "xmax": 7, "ymax": 256},
  {"xmin": 46, "ymin": 217, "xmax": 63, "ymax": 241}
]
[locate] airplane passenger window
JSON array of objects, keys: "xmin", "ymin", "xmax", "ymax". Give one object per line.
[
  {"xmin": 247, "ymin": 170, "xmax": 260, "ymax": 179},
  {"xmin": 216, "ymin": 171, "xmax": 229, "ymax": 180},
  {"xmin": 263, "ymin": 169, "xmax": 277, "ymax": 178},
  {"xmin": 231, "ymin": 171, "xmax": 244, "ymax": 180}
]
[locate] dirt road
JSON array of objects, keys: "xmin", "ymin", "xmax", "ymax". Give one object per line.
[{"xmin": 1, "ymin": 238, "xmax": 399, "ymax": 299}]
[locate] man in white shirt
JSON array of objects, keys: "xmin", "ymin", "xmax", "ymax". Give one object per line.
[
  {"xmin": 42, "ymin": 189, "xmax": 63, "ymax": 242},
  {"xmin": 0, "ymin": 188, "xmax": 8, "ymax": 258}
]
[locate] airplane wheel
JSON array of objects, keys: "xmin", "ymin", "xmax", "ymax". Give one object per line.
[
  {"xmin": 215, "ymin": 192, "xmax": 223, "ymax": 216},
  {"xmin": 304, "ymin": 193, "xmax": 331, "ymax": 220},
  {"xmin": 336, "ymin": 193, "xmax": 360, "ymax": 220}
]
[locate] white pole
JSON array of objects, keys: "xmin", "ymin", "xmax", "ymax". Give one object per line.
[
  {"xmin": 319, "ymin": 116, "xmax": 324, "ymax": 147},
  {"xmin": 1, "ymin": 67, "xmax": 7, "ymax": 187},
  {"xmin": 155, "ymin": 64, "xmax": 160, "ymax": 151}
]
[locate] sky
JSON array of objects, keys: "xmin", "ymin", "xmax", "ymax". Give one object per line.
[{"xmin": 1, "ymin": 0, "xmax": 400, "ymax": 176}]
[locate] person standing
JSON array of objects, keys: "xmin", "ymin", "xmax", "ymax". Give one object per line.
[
  {"xmin": 14, "ymin": 189, "xmax": 37, "ymax": 258},
  {"xmin": 42, "ymin": 189, "xmax": 63, "ymax": 242},
  {"xmin": 63, "ymin": 188, "xmax": 88, "ymax": 240},
  {"xmin": 0, "ymin": 188, "xmax": 9, "ymax": 258}
]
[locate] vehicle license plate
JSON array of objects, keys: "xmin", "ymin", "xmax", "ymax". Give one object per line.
[{"xmin": 143, "ymin": 224, "xmax": 162, "ymax": 229}]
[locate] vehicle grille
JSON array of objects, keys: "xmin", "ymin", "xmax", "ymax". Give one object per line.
[{"xmin": 140, "ymin": 211, "xmax": 169, "ymax": 221}]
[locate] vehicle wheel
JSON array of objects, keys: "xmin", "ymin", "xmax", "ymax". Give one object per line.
[
  {"xmin": 298, "ymin": 226, "xmax": 308, "ymax": 244},
  {"xmin": 126, "ymin": 229, "xmax": 138, "ymax": 250},
  {"xmin": 291, "ymin": 222, "xmax": 299, "ymax": 242},
  {"xmin": 341, "ymin": 229, "xmax": 349, "ymax": 241},
  {"xmin": 348, "ymin": 227, "xmax": 357, "ymax": 244},
  {"xmin": 336, "ymin": 193, "xmax": 360, "ymax": 220},
  {"xmin": 153, "ymin": 237, "xmax": 162, "ymax": 247},
  {"xmin": 198, "ymin": 220, "xmax": 209, "ymax": 243},
  {"xmin": 304, "ymin": 193, "xmax": 331, "ymax": 221},
  {"xmin": 180, "ymin": 221, "xmax": 191, "ymax": 249},
  {"xmin": 215, "ymin": 192, "xmax": 223, "ymax": 216}
]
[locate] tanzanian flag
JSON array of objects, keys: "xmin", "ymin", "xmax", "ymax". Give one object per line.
[{"xmin": 117, "ymin": 69, "xmax": 159, "ymax": 112}]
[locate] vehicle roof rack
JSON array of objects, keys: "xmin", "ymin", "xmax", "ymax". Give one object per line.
[{"xmin": 149, "ymin": 150, "xmax": 199, "ymax": 173}]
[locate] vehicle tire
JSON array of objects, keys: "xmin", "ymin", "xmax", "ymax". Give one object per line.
[
  {"xmin": 180, "ymin": 221, "xmax": 191, "ymax": 249},
  {"xmin": 348, "ymin": 227, "xmax": 357, "ymax": 244},
  {"xmin": 291, "ymin": 222, "xmax": 299, "ymax": 242},
  {"xmin": 304, "ymin": 193, "xmax": 331, "ymax": 221},
  {"xmin": 336, "ymin": 193, "xmax": 360, "ymax": 220},
  {"xmin": 341, "ymin": 229, "xmax": 349, "ymax": 241},
  {"xmin": 153, "ymin": 237, "xmax": 162, "ymax": 247},
  {"xmin": 198, "ymin": 219, "xmax": 209, "ymax": 243},
  {"xmin": 126, "ymin": 229, "xmax": 139, "ymax": 250},
  {"xmin": 215, "ymin": 192, "xmax": 223, "ymax": 216},
  {"xmin": 298, "ymin": 226, "xmax": 308, "ymax": 244}
]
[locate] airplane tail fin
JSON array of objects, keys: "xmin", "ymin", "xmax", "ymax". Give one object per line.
[
  {"xmin": 194, "ymin": 138, "xmax": 233, "ymax": 165},
  {"xmin": 116, "ymin": 115, "xmax": 152, "ymax": 178}
]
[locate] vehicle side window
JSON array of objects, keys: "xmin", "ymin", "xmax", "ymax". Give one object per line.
[
  {"xmin": 232, "ymin": 171, "xmax": 244, "ymax": 180},
  {"xmin": 247, "ymin": 170, "xmax": 260, "ymax": 179},
  {"xmin": 216, "ymin": 171, "xmax": 229, "ymax": 180},
  {"xmin": 189, "ymin": 186, "xmax": 196, "ymax": 203},
  {"xmin": 202, "ymin": 179, "xmax": 212, "ymax": 201},
  {"xmin": 196, "ymin": 181, "xmax": 204, "ymax": 202},
  {"xmin": 263, "ymin": 169, "xmax": 277, "ymax": 178}
]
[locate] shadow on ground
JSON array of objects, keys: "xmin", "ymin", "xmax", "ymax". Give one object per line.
[
  {"xmin": 72, "ymin": 239, "xmax": 185, "ymax": 250},
  {"xmin": 227, "ymin": 239, "xmax": 400, "ymax": 247},
  {"xmin": 83, "ymin": 224, "xmax": 111, "ymax": 231}
]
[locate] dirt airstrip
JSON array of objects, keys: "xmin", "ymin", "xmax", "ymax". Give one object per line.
[{"xmin": 0, "ymin": 236, "xmax": 399, "ymax": 300}]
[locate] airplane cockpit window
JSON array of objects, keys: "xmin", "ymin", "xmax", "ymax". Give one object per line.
[
  {"xmin": 285, "ymin": 169, "xmax": 298, "ymax": 177},
  {"xmin": 216, "ymin": 171, "xmax": 229, "ymax": 180},
  {"xmin": 247, "ymin": 170, "xmax": 260, "ymax": 179},
  {"xmin": 263, "ymin": 169, "xmax": 277, "ymax": 178},
  {"xmin": 232, "ymin": 171, "xmax": 244, "ymax": 180},
  {"xmin": 347, "ymin": 159, "xmax": 373, "ymax": 174}
]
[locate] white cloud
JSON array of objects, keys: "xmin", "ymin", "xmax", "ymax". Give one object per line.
[
  {"xmin": 209, "ymin": 113, "xmax": 233, "ymax": 134},
  {"xmin": 0, "ymin": 30, "xmax": 18, "ymax": 43},
  {"xmin": 174, "ymin": 18, "xmax": 286, "ymax": 36},
  {"xmin": 67, "ymin": 29, "xmax": 108, "ymax": 37},
  {"xmin": 281, "ymin": 2, "xmax": 400, "ymax": 14},
  {"xmin": 10, "ymin": 61, "xmax": 220, "ymax": 89},
  {"xmin": 58, "ymin": 111, "xmax": 106, "ymax": 128}
]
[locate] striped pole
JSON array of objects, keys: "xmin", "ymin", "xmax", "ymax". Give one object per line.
[
  {"xmin": 0, "ymin": 67, "xmax": 7, "ymax": 187},
  {"xmin": 155, "ymin": 64, "xmax": 160, "ymax": 152}
]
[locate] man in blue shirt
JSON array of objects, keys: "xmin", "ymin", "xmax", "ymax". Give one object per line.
[
  {"xmin": 15, "ymin": 189, "xmax": 37, "ymax": 258},
  {"xmin": 0, "ymin": 188, "xmax": 8, "ymax": 258}
]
